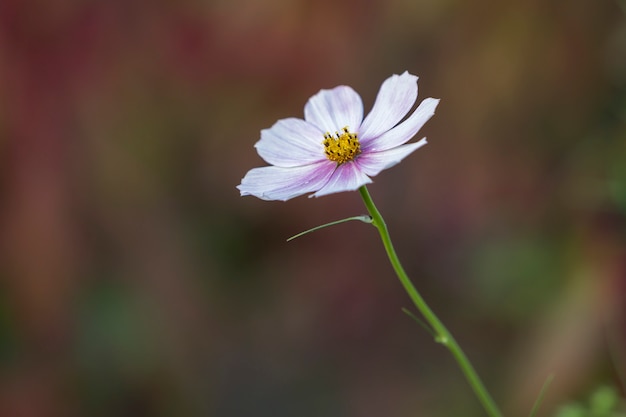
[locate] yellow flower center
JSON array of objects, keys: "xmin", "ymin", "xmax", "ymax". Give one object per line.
[{"xmin": 322, "ymin": 127, "xmax": 361, "ymax": 164}]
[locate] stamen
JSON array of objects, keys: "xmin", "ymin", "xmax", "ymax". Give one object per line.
[{"xmin": 322, "ymin": 126, "xmax": 361, "ymax": 164}]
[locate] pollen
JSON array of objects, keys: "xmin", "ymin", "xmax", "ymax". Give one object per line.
[{"xmin": 322, "ymin": 127, "xmax": 361, "ymax": 164}]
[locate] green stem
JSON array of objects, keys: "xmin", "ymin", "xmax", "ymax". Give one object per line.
[{"xmin": 359, "ymin": 185, "xmax": 503, "ymax": 417}]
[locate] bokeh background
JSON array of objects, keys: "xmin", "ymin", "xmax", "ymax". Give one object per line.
[{"xmin": 1, "ymin": 0, "xmax": 625, "ymax": 416}]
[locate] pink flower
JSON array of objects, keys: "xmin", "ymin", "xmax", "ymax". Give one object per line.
[{"xmin": 237, "ymin": 71, "xmax": 439, "ymax": 201}]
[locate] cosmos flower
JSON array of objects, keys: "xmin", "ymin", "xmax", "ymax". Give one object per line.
[{"xmin": 237, "ymin": 71, "xmax": 439, "ymax": 201}]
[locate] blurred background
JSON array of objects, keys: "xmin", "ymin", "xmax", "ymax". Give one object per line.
[{"xmin": 1, "ymin": 0, "xmax": 625, "ymax": 416}]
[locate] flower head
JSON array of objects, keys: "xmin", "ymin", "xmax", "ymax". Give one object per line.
[{"xmin": 237, "ymin": 71, "xmax": 439, "ymax": 201}]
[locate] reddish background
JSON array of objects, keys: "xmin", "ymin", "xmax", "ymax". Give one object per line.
[{"xmin": 0, "ymin": 1, "xmax": 625, "ymax": 416}]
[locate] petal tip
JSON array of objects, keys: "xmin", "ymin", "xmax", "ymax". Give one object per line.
[{"xmin": 398, "ymin": 70, "xmax": 418, "ymax": 81}]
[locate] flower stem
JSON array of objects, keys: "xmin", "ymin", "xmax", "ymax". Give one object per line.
[{"xmin": 358, "ymin": 185, "xmax": 503, "ymax": 417}]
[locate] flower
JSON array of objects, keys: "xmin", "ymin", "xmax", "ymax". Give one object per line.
[{"xmin": 237, "ymin": 71, "xmax": 439, "ymax": 201}]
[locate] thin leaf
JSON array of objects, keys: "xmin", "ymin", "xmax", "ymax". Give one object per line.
[
  {"xmin": 402, "ymin": 307, "xmax": 437, "ymax": 339},
  {"xmin": 287, "ymin": 215, "xmax": 372, "ymax": 241},
  {"xmin": 529, "ymin": 373, "xmax": 555, "ymax": 417}
]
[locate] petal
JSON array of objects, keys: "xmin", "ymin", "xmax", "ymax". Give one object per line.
[
  {"xmin": 359, "ymin": 71, "xmax": 418, "ymax": 141},
  {"xmin": 356, "ymin": 138, "xmax": 427, "ymax": 177},
  {"xmin": 304, "ymin": 86, "xmax": 364, "ymax": 133},
  {"xmin": 255, "ymin": 118, "xmax": 325, "ymax": 167},
  {"xmin": 237, "ymin": 161, "xmax": 336, "ymax": 201},
  {"xmin": 312, "ymin": 162, "xmax": 372, "ymax": 198},
  {"xmin": 362, "ymin": 98, "xmax": 439, "ymax": 152}
]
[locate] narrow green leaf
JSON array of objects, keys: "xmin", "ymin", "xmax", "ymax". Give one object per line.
[
  {"xmin": 402, "ymin": 307, "xmax": 437, "ymax": 339},
  {"xmin": 529, "ymin": 373, "xmax": 555, "ymax": 417},
  {"xmin": 287, "ymin": 215, "xmax": 372, "ymax": 242}
]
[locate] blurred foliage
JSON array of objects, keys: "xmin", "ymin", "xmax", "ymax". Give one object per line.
[{"xmin": 554, "ymin": 386, "xmax": 626, "ymax": 417}]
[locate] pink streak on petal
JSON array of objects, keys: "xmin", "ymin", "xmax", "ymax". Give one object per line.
[
  {"xmin": 359, "ymin": 71, "xmax": 418, "ymax": 141},
  {"xmin": 312, "ymin": 162, "xmax": 372, "ymax": 198},
  {"xmin": 357, "ymin": 138, "xmax": 427, "ymax": 177},
  {"xmin": 238, "ymin": 160, "xmax": 336, "ymax": 201},
  {"xmin": 304, "ymin": 86, "xmax": 364, "ymax": 134},
  {"xmin": 362, "ymin": 98, "xmax": 439, "ymax": 152},
  {"xmin": 256, "ymin": 118, "xmax": 326, "ymax": 167}
]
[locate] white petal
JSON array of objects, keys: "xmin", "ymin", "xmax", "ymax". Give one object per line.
[
  {"xmin": 362, "ymin": 98, "xmax": 439, "ymax": 152},
  {"xmin": 359, "ymin": 71, "xmax": 418, "ymax": 141},
  {"xmin": 255, "ymin": 118, "xmax": 326, "ymax": 167},
  {"xmin": 312, "ymin": 162, "xmax": 372, "ymax": 198},
  {"xmin": 304, "ymin": 86, "xmax": 363, "ymax": 133},
  {"xmin": 237, "ymin": 161, "xmax": 335, "ymax": 201},
  {"xmin": 356, "ymin": 138, "xmax": 427, "ymax": 177}
]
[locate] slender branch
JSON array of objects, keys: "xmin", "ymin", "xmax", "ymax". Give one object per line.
[{"xmin": 358, "ymin": 185, "xmax": 503, "ymax": 417}]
